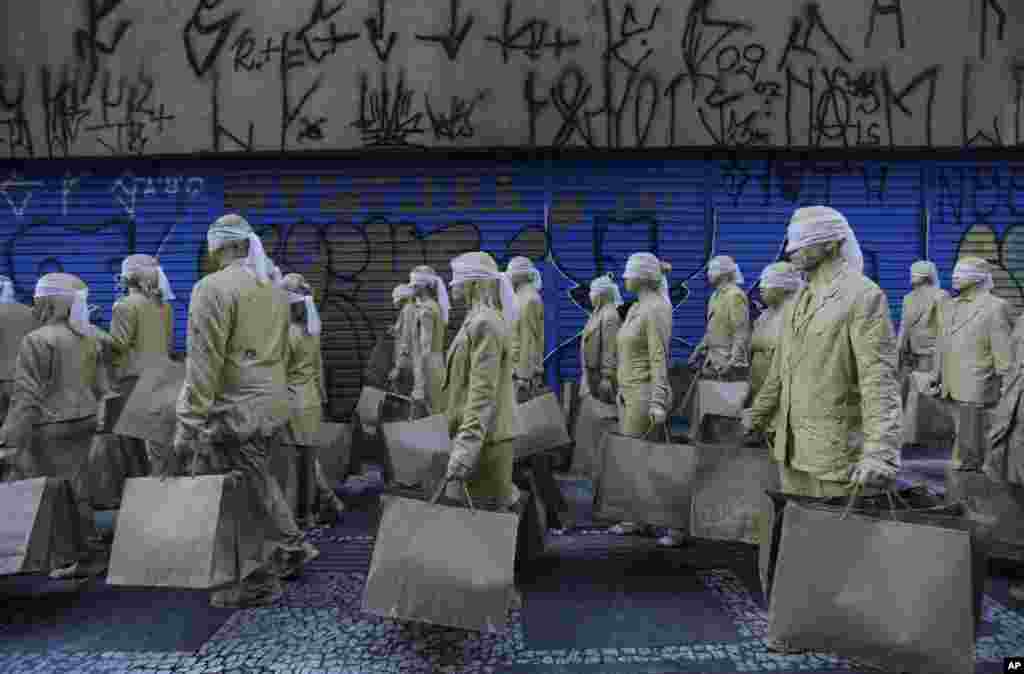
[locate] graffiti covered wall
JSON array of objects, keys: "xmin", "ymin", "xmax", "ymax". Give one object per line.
[
  {"xmin": 1, "ymin": 157, "xmax": 1022, "ymax": 417},
  {"xmin": 2, "ymin": 0, "xmax": 1024, "ymax": 156}
]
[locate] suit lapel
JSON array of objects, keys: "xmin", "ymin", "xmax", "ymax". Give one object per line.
[
  {"xmin": 793, "ymin": 279, "xmax": 843, "ymax": 336},
  {"xmin": 442, "ymin": 323, "xmax": 468, "ymax": 391},
  {"xmin": 947, "ymin": 297, "xmax": 986, "ymax": 338},
  {"xmin": 707, "ymin": 289, "xmax": 718, "ymax": 322},
  {"xmin": 903, "ymin": 291, "xmax": 934, "ymax": 332},
  {"xmin": 787, "ymin": 273, "xmax": 845, "ymax": 373}
]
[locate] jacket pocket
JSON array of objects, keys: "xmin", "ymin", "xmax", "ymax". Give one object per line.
[{"xmin": 790, "ymin": 414, "xmax": 853, "ymax": 473}]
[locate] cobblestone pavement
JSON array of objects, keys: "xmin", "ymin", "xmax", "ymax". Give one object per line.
[{"xmin": 0, "ymin": 465, "xmax": 1021, "ymax": 673}]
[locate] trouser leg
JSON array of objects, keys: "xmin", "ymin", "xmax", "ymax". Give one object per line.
[
  {"xmin": 951, "ymin": 400, "xmax": 987, "ymax": 470},
  {"xmin": 610, "ymin": 391, "xmax": 655, "ymax": 536}
]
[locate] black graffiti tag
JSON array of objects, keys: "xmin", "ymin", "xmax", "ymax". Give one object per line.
[
  {"xmin": 2, "ymin": 67, "xmax": 35, "ymax": 158},
  {"xmin": 297, "ymin": 0, "xmax": 359, "ymax": 64},
  {"xmin": 73, "ymin": 0, "xmax": 133, "ymax": 99},
  {"xmin": 424, "ymin": 90, "xmax": 491, "ymax": 141},
  {"xmin": 352, "ymin": 71, "xmax": 425, "ymax": 147},
  {"xmin": 414, "ymin": 0, "xmax": 475, "ymax": 61},
  {"xmin": 183, "ymin": 0, "xmax": 243, "ymax": 78},
  {"xmin": 551, "ymin": 67, "xmax": 596, "ymax": 148},
  {"xmin": 486, "ymin": 1, "xmax": 581, "ymax": 64},
  {"xmin": 364, "ymin": 0, "xmax": 398, "ymax": 62}
]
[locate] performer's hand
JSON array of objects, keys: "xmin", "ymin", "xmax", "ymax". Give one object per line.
[
  {"xmin": 725, "ymin": 359, "xmax": 747, "ymax": 378},
  {"xmin": 742, "ymin": 429, "xmax": 763, "ymax": 447},
  {"xmin": 222, "ymin": 469, "xmax": 243, "ymax": 489},
  {"xmin": 515, "ymin": 380, "xmax": 530, "ymax": 404},
  {"xmin": 649, "ymin": 405, "xmax": 667, "ymax": 427},
  {"xmin": 598, "ymin": 378, "xmax": 614, "ymax": 403},
  {"xmin": 849, "ymin": 457, "xmax": 897, "ymax": 486},
  {"xmin": 387, "ymin": 368, "xmax": 399, "ymax": 384},
  {"xmin": 740, "ymin": 408, "xmax": 756, "ymax": 433},
  {"xmin": 4, "ymin": 419, "xmax": 31, "ymax": 453},
  {"xmin": 166, "ymin": 425, "xmax": 198, "ymax": 479},
  {"xmin": 445, "ymin": 460, "xmax": 470, "ymax": 481}
]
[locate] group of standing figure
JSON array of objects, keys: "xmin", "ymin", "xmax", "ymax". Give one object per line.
[
  {"xmin": 0, "ymin": 218, "xmax": 344, "ymax": 605},
  {"xmin": 3, "ymin": 202, "xmax": 1023, "ymax": 616}
]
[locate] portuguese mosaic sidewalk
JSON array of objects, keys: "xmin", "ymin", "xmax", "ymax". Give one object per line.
[{"xmin": 0, "ymin": 445, "xmax": 1021, "ymax": 674}]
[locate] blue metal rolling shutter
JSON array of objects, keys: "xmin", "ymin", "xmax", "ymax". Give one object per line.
[
  {"xmin": 711, "ymin": 158, "xmax": 921, "ymax": 329},
  {"xmin": 223, "ymin": 159, "xmax": 544, "ymax": 419},
  {"xmin": 929, "ymin": 160, "xmax": 1024, "ymax": 321},
  {"xmin": 830, "ymin": 160, "xmax": 922, "ymax": 326},
  {"xmin": 546, "ymin": 159, "xmax": 708, "ymax": 386},
  {"xmin": 708, "ymin": 158, "xmax": 788, "ymax": 349},
  {"xmin": 0, "ymin": 161, "xmax": 215, "ymax": 354}
]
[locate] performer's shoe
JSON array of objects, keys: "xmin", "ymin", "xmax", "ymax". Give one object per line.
[
  {"xmin": 48, "ymin": 558, "xmax": 108, "ymax": 580},
  {"xmin": 656, "ymin": 531, "xmax": 687, "ymax": 548},
  {"xmin": 49, "ymin": 542, "xmax": 110, "ymax": 579},
  {"xmin": 210, "ymin": 576, "xmax": 284, "ymax": 608},
  {"xmin": 1009, "ymin": 583, "xmax": 1024, "ymax": 602},
  {"xmin": 609, "ymin": 521, "xmax": 647, "ymax": 536},
  {"xmin": 764, "ymin": 638, "xmax": 807, "ymax": 654},
  {"xmin": 509, "ymin": 587, "xmax": 523, "ymax": 610},
  {"xmin": 316, "ymin": 492, "xmax": 347, "ymax": 525}
]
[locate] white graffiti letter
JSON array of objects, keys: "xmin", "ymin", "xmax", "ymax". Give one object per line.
[
  {"xmin": 61, "ymin": 172, "xmax": 84, "ymax": 216},
  {"xmin": 0, "ymin": 172, "xmax": 44, "ymax": 219},
  {"xmin": 111, "ymin": 171, "xmax": 138, "ymax": 217},
  {"xmin": 186, "ymin": 177, "xmax": 204, "ymax": 198}
]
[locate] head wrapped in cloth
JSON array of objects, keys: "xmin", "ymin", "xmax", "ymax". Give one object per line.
[
  {"xmin": 0, "ymin": 275, "xmax": 15, "ymax": 304},
  {"xmin": 910, "ymin": 260, "xmax": 939, "ymax": 287},
  {"xmin": 785, "ymin": 206, "xmax": 864, "ymax": 274},
  {"xmin": 952, "ymin": 256, "xmax": 994, "ymax": 291},
  {"xmin": 759, "ymin": 261, "xmax": 805, "ymax": 292},
  {"xmin": 708, "ymin": 255, "xmax": 745, "ymax": 286},
  {"xmin": 409, "ymin": 265, "xmax": 450, "ymax": 324},
  {"xmin": 623, "ymin": 252, "xmax": 672, "ymax": 305},
  {"xmin": 121, "ymin": 254, "xmax": 176, "ymax": 302},
  {"xmin": 34, "ymin": 272, "xmax": 90, "ymax": 335},
  {"xmin": 392, "ymin": 283, "xmax": 415, "ymax": 305},
  {"xmin": 589, "ymin": 273, "xmax": 623, "ymax": 308},
  {"xmin": 450, "ymin": 251, "xmax": 519, "ymax": 324},
  {"xmin": 506, "ymin": 256, "xmax": 543, "ymax": 291},
  {"xmin": 282, "ymin": 273, "xmax": 322, "ymax": 336},
  {"xmin": 206, "ymin": 214, "xmax": 274, "ymax": 284}
]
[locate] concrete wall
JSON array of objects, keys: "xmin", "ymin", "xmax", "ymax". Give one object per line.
[{"xmin": 2, "ymin": 0, "xmax": 1023, "ymax": 156}]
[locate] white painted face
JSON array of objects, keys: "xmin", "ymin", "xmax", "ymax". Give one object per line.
[
  {"xmin": 952, "ymin": 274, "xmax": 972, "ymax": 292},
  {"xmin": 789, "ymin": 241, "xmax": 832, "ymax": 272},
  {"xmin": 760, "ymin": 286, "xmax": 787, "ymax": 307}
]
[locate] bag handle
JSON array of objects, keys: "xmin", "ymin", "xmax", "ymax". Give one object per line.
[
  {"xmin": 189, "ymin": 436, "xmax": 201, "ymax": 478},
  {"xmin": 233, "ymin": 497, "xmax": 243, "ymax": 590},
  {"xmin": 429, "ymin": 476, "xmax": 475, "ymax": 511},
  {"xmin": 839, "ymin": 483, "xmax": 906, "ymax": 521},
  {"xmin": 379, "ymin": 392, "xmax": 416, "ymax": 422},
  {"xmin": 643, "ymin": 420, "xmax": 674, "ymax": 444},
  {"xmin": 598, "ymin": 307, "xmax": 603, "ymax": 377}
]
